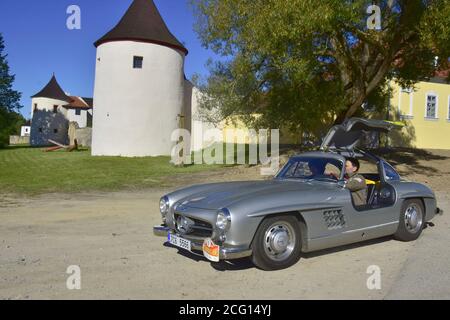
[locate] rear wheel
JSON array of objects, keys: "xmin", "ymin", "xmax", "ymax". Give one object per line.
[
  {"xmin": 251, "ymin": 215, "xmax": 302, "ymax": 271},
  {"xmin": 394, "ymin": 199, "xmax": 425, "ymax": 241}
]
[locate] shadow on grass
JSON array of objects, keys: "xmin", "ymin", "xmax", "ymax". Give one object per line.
[
  {"xmin": 372, "ymin": 147, "xmax": 450, "ymax": 175},
  {"xmin": 186, "ymin": 143, "xmax": 295, "ymax": 167},
  {"xmin": 3, "ymin": 144, "xmax": 91, "ymax": 153},
  {"xmin": 3, "ymin": 144, "xmax": 32, "ymax": 150},
  {"xmin": 276, "ymin": 143, "xmax": 450, "ymax": 176}
]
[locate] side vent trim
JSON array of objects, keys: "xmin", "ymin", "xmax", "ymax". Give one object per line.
[{"xmin": 323, "ymin": 209, "xmax": 346, "ymax": 230}]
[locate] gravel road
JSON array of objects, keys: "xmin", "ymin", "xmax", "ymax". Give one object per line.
[{"xmin": 1, "ymin": 186, "xmax": 448, "ymax": 300}]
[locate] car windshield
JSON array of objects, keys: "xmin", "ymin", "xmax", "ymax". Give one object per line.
[{"xmin": 276, "ymin": 157, "xmax": 343, "ymax": 182}]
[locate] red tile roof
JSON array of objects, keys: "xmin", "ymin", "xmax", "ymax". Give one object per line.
[
  {"xmin": 63, "ymin": 96, "xmax": 93, "ymax": 109},
  {"xmin": 435, "ymin": 68, "xmax": 450, "ymax": 79}
]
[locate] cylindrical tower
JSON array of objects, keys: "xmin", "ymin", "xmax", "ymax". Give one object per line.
[{"xmin": 92, "ymin": 0, "xmax": 188, "ymax": 157}]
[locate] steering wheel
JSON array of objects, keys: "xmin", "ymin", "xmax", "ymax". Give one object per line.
[{"xmin": 325, "ymin": 172, "xmax": 339, "ymax": 180}]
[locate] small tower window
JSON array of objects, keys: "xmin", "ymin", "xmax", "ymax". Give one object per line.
[
  {"xmin": 53, "ymin": 105, "xmax": 58, "ymax": 113},
  {"xmin": 133, "ymin": 56, "xmax": 143, "ymax": 69},
  {"xmin": 34, "ymin": 103, "xmax": 38, "ymax": 111},
  {"xmin": 54, "ymin": 129, "xmax": 58, "ymax": 134}
]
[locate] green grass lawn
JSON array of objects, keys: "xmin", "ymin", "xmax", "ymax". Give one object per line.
[{"xmin": 0, "ymin": 146, "xmax": 224, "ymax": 195}]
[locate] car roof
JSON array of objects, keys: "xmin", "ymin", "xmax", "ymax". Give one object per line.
[
  {"xmin": 292, "ymin": 149, "xmax": 382, "ymax": 162},
  {"xmin": 291, "ymin": 151, "xmax": 346, "ymax": 162}
]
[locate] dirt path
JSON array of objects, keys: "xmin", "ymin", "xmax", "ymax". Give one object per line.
[{"xmin": 0, "ymin": 187, "xmax": 448, "ymax": 299}]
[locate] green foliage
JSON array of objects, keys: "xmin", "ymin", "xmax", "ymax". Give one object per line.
[
  {"xmin": 0, "ymin": 108, "xmax": 25, "ymax": 148},
  {"xmin": 191, "ymin": 0, "xmax": 450, "ymax": 136},
  {"xmin": 0, "ymin": 33, "xmax": 23, "ymax": 148}
]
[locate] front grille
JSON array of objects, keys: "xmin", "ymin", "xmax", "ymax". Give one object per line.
[{"xmin": 174, "ymin": 213, "xmax": 213, "ymax": 238}]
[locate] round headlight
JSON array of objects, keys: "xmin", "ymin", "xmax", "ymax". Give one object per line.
[
  {"xmin": 159, "ymin": 196, "xmax": 169, "ymax": 215},
  {"xmin": 216, "ymin": 208, "xmax": 231, "ymax": 232}
]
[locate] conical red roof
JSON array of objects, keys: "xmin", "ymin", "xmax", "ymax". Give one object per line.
[
  {"xmin": 94, "ymin": 0, "xmax": 188, "ymax": 55},
  {"xmin": 31, "ymin": 75, "xmax": 72, "ymax": 102}
]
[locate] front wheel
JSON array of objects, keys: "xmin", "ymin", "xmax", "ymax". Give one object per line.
[
  {"xmin": 251, "ymin": 215, "xmax": 302, "ymax": 271},
  {"xmin": 394, "ymin": 199, "xmax": 425, "ymax": 242}
]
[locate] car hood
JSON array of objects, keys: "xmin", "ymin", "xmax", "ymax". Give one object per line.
[{"xmin": 174, "ymin": 180, "xmax": 326, "ymax": 210}]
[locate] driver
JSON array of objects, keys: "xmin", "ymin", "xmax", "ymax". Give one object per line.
[
  {"xmin": 308, "ymin": 162, "xmax": 323, "ymax": 177},
  {"xmin": 308, "ymin": 162, "xmax": 338, "ymax": 180},
  {"xmin": 344, "ymin": 158, "xmax": 367, "ymax": 206}
]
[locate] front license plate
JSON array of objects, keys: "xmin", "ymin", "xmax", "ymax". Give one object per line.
[{"xmin": 168, "ymin": 233, "xmax": 192, "ymax": 252}]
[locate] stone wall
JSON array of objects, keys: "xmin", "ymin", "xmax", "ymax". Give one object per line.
[
  {"xmin": 9, "ymin": 136, "xmax": 30, "ymax": 145},
  {"xmin": 69, "ymin": 122, "xmax": 92, "ymax": 147},
  {"xmin": 30, "ymin": 110, "xmax": 69, "ymax": 147}
]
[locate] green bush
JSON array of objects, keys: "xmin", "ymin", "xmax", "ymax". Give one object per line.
[{"xmin": 0, "ymin": 107, "xmax": 25, "ymax": 148}]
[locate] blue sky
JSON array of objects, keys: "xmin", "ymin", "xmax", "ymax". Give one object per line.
[{"xmin": 0, "ymin": 0, "xmax": 218, "ymax": 119}]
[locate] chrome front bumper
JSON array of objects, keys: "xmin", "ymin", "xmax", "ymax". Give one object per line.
[{"xmin": 153, "ymin": 225, "xmax": 252, "ymax": 260}]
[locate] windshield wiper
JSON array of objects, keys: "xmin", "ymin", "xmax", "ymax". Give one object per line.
[
  {"xmin": 306, "ymin": 177, "xmax": 338, "ymax": 183},
  {"xmin": 281, "ymin": 177, "xmax": 309, "ymax": 181}
]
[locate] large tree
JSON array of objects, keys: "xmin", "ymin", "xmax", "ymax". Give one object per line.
[
  {"xmin": 191, "ymin": 0, "xmax": 450, "ymax": 137},
  {"xmin": 0, "ymin": 33, "xmax": 23, "ymax": 147}
]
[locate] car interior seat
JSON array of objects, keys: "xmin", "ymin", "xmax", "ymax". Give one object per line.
[{"xmin": 367, "ymin": 184, "xmax": 379, "ymax": 206}]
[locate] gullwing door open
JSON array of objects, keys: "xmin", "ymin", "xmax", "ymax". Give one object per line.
[{"xmin": 321, "ymin": 118, "xmax": 399, "ymax": 150}]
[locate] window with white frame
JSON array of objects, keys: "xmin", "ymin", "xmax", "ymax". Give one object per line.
[
  {"xmin": 448, "ymin": 96, "xmax": 450, "ymax": 120},
  {"xmin": 400, "ymin": 87, "xmax": 414, "ymax": 117},
  {"xmin": 426, "ymin": 94, "xmax": 437, "ymax": 118}
]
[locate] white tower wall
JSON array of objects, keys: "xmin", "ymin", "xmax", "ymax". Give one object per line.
[
  {"xmin": 31, "ymin": 97, "xmax": 70, "ymax": 118},
  {"xmin": 92, "ymin": 41, "xmax": 185, "ymax": 157}
]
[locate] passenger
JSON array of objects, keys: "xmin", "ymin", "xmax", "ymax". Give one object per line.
[{"xmin": 344, "ymin": 158, "xmax": 367, "ymax": 206}]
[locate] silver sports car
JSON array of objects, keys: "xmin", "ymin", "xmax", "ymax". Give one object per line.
[{"xmin": 153, "ymin": 118, "xmax": 443, "ymax": 270}]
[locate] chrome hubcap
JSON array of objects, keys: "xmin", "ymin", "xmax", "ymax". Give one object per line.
[
  {"xmin": 404, "ymin": 204, "xmax": 423, "ymax": 233},
  {"xmin": 263, "ymin": 222, "xmax": 296, "ymax": 261}
]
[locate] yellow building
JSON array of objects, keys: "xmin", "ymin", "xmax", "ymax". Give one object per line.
[
  {"xmin": 203, "ymin": 75, "xmax": 450, "ymax": 150},
  {"xmin": 390, "ymin": 76, "xmax": 450, "ymax": 149}
]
